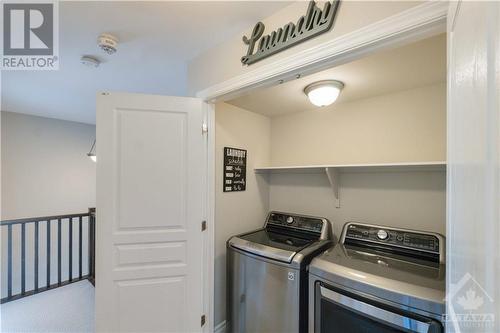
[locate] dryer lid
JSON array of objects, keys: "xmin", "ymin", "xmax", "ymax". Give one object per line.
[{"xmin": 309, "ymin": 244, "xmax": 446, "ymax": 315}]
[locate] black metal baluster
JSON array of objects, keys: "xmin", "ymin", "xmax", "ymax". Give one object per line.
[
  {"xmin": 91, "ymin": 212, "xmax": 95, "ymax": 282},
  {"xmin": 47, "ymin": 220, "xmax": 51, "ymax": 287},
  {"xmin": 0, "ymin": 211, "xmax": 95, "ymax": 304},
  {"xmin": 88, "ymin": 216, "xmax": 92, "ymax": 276},
  {"xmin": 21, "ymin": 223, "xmax": 26, "ymax": 294},
  {"xmin": 69, "ymin": 218, "xmax": 73, "ymax": 281},
  {"xmin": 79, "ymin": 216, "xmax": 82, "ymax": 279},
  {"xmin": 57, "ymin": 219, "xmax": 61, "ymax": 285},
  {"xmin": 7, "ymin": 225, "xmax": 12, "ymax": 298},
  {"xmin": 35, "ymin": 221, "xmax": 39, "ymax": 291}
]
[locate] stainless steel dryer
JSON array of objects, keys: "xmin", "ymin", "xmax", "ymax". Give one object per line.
[
  {"xmin": 309, "ymin": 222, "xmax": 446, "ymax": 333},
  {"xmin": 227, "ymin": 212, "xmax": 333, "ymax": 333}
]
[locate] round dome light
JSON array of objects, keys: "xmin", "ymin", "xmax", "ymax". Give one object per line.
[{"xmin": 304, "ymin": 80, "xmax": 344, "ymax": 107}]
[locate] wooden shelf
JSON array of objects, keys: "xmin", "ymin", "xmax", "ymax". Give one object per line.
[{"xmin": 254, "ymin": 161, "xmax": 446, "ymax": 208}]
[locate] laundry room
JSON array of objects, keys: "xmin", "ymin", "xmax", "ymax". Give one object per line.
[
  {"xmin": 3, "ymin": 0, "xmax": 499, "ymax": 332},
  {"xmin": 214, "ymin": 32, "xmax": 447, "ymax": 331}
]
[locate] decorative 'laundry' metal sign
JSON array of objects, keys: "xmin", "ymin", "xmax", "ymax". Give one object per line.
[{"xmin": 241, "ymin": 0, "xmax": 340, "ymax": 65}]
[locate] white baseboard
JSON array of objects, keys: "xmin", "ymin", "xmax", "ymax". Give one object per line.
[{"xmin": 214, "ymin": 321, "xmax": 226, "ymax": 333}]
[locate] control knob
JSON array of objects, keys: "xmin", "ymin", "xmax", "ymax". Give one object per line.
[
  {"xmin": 286, "ymin": 216, "xmax": 294, "ymax": 224},
  {"xmin": 377, "ymin": 229, "xmax": 389, "ymax": 240}
]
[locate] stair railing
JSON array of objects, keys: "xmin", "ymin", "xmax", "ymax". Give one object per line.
[{"xmin": 0, "ymin": 208, "xmax": 96, "ymax": 303}]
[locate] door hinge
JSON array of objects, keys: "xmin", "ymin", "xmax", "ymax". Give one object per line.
[
  {"xmin": 201, "ymin": 220, "xmax": 207, "ymax": 231},
  {"xmin": 202, "ymin": 123, "xmax": 208, "ymax": 134},
  {"xmin": 201, "ymin": 314, "xmax": 206, "ymax": 326}
]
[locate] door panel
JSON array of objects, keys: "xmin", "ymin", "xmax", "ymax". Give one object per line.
[
  {"xmin": 116, "ymin": 277, "xmax": 186, "ymax": 332},
  {"xmin": 96, "ymin": 93, "xmax": 206, "ymax": 332},
  {"xmin": 116, "ymin": 109, "xmax": 187, "ymax": 229}
]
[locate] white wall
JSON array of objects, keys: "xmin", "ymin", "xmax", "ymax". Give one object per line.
[
  {"xmin": 1, "ymin": 112, "xmax": 95, "ymax": 298},
  {"xmin": 215, "ymin": 102, "xmax": 271, "ymax": 327},
  {"xmin": 1, "ymin": 111, "xmax": 96, "ymax": 219}
]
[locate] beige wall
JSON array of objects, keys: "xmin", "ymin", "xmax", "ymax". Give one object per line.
[
  {"xmin": 188, "ymin": 1, "xmax": 422, "ymax": 95},
  {"xmin": 214, "ymin": 102, "xmax": 271, "ymax": 326},
  {"xmin": 270, "ymin": 83, "xmax": 446, "ymax": 166},
  {"xmin": 269, "ymin": 170, "xmax": 445, "ymax": 239},
  {"xmin": 267, "ymin": 83, "xmax": 446, "ymax": 239},
  {"xmin": 267, "ymin": 82, "xmax": 446, "ymax": 238}
]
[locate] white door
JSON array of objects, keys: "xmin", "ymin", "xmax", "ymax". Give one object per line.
[
  {"xmin": 95, "ymin": 92, "xmax": 207, "ymax": 332},
  {"xmin": 447, "ymin": 1, "xmax": 500, "ymax": 332}
]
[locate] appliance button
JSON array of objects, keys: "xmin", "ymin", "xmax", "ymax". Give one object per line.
[
  {"xmin": 397, "ymin": 235, "xmax": 404, "ymax": 242},
  {"xmin": 286, "ymin": 216, "xmax": 294, "ymax": 224},
  {"xmin": 377, "ymin": 230, "xmax": 389, "ymax": 240}
]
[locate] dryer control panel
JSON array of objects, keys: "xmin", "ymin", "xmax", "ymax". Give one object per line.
[{"xmin": 343, "ymin": 223, "xmax": 443, "ymax": 257}]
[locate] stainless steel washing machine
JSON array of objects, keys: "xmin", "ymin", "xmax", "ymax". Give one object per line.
[
  {"xmin": 309, "ymin": 222, "xmax": 446, "ymax": 333},
  {"xmin": 227, "ymin": 212, "xmax": 333, "ymax": 333}
]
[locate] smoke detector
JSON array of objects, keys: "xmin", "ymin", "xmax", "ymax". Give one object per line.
[
  {"xmin": 98, "ymin": 33, "xmax": 118, "ymax": 55},
  {"xmin": 81, "ymin": 55, "xmax": 100, "ymax": 68}
]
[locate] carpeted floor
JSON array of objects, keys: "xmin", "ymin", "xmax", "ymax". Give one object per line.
[{"xmin": 0, "ymin": 280, "xmax": 94, "ymax": 333}]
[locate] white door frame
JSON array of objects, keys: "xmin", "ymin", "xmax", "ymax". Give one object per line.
[{"xmin": 196, "ymin": 2, "xmax": 449, "ymax": 332}]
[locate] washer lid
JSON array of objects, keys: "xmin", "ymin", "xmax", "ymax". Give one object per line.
[
  {"xmin": 229, "ymin": 229, "xmax": 314, "ymax": 263},
  {"xmin": 242, "ymin": 229, "xmax": 313, "ymax": 251}
]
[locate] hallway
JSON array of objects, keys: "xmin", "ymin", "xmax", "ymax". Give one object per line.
[{"xmin": 0, "ymin": 280, "xmax": 94, "ymax": 333}]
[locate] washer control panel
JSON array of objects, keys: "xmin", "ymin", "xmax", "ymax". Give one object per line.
[
  {"xmin": 344, "ymin": 223, "xmax": 440, "ymax": 254},
  {"xmin": 267, "ymin": 212, "xmax": 325, "ymax": 234}
]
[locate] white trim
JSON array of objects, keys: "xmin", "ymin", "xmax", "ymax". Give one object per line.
[
  {"xmin": 199, "ymin": 102, "xmax": 215, "ymax": 333},
  {"xmin": 447, "ymin": 0, "xmax": 461, "ymax": 33},
  {"xmin": 214, "ymin": 321, "xmax": 227, "ymax": 333},
  {"xmin": 196, "ymin": 1, "xmax": 448, "ymax": 102},
  {"xmin": 201, "ymin": 102, "xmax": 210, "ymax": 333},
  {"xmin": 206, "ymin": 103, "xmax": 216, "ymax": 333}
]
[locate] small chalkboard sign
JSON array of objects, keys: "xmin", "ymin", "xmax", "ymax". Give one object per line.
[{"xmin": 223, "ymin": 147, "xmax": 247, "ymax": 192}]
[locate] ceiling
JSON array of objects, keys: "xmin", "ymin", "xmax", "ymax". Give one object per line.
[
  {"xmin": 1, "ymin": 1, "xmax": 292, "ymax": 124},
  {"xmin": 227, "ymin": 33, "xmax": 446, "ymax": 117}
]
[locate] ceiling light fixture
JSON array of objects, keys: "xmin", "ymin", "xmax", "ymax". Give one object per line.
[
  {"xmin": 304, "ymin": 80, "xmax": 344, "ymax": 107},
  {"xmin": 87, "ymin": 139, "xmax": 97, "ymax": 162}
]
